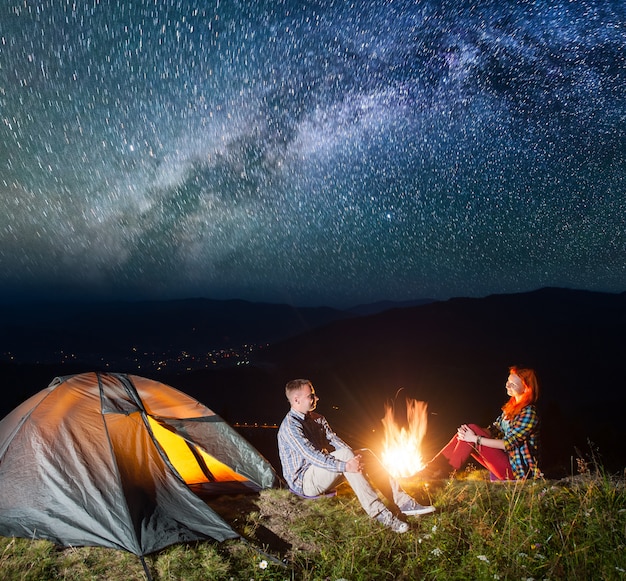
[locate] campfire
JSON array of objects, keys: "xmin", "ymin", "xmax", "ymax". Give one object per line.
[{"xmin": 381, "ymin": 398, "xmax": 428, "ymax": 478}]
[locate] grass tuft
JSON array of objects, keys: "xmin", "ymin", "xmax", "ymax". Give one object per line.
[{"xmin": 1, "ymin": 472, "xmax": 625, "ymax": 580}]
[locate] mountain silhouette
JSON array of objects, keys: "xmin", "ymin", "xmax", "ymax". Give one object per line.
[
  {"xmin": 162, "ymin": 287, "xmax": 626, "ymax": 476},
  {"xmin": 1, "ymin": 287, "xmax": 624, "ymax": 477},
  {"xmin": 0, "ymin": 298, "xmax": 352, "ymax": 362}
]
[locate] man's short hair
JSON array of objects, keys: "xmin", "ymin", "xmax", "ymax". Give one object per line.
[{"xmin": 285, "ymin": 378, "xmax": 312, "ymax": 401}]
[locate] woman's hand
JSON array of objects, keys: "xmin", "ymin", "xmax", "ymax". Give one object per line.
[{"xmin": 457, "ymin": 424, "xmax": 477, "ymax": 443}]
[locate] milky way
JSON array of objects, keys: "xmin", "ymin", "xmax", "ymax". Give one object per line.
[{"xmin": 1, "ymin": 0, "xmax": 625, "ymax": 306}]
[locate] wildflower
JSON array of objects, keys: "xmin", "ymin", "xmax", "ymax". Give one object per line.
[
  {"xmin": 518, "ymin": 552, "xmax": 528, "ymax": 558},
  {"xmin": 431, "ymin": 524, "xmax": 437, "ymax": 534},
  {"xmin": 259, "ymin": 560, "xmax": 268, "ymax": 569},
  {"xmin": 616, "ymin": 567, "xmax": 625, "ymax": 573},
  {"xmin": 477, "ymin": 555, "xmax": 490, "ymax": 563},
  {"xmin": 431, "ymin": 547, "xmax": 443, "ymax": 557}
]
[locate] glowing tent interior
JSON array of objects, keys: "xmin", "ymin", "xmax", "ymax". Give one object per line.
[{"xmin": 0, "ymin": 372, "xmax": 276, "ymax": 556}]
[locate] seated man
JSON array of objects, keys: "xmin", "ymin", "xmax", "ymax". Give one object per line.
[{"xmin": 277, "ymin": 378, "xmax": 435, "ymax": 533}]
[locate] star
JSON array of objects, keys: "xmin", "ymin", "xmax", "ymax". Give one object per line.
[{"xmin": 0, "ymin": 0, "xmax": 624, "ymax": 306}]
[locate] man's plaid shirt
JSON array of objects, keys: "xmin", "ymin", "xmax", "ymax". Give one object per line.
[{"xmin": 277, "ymin": 409, "xmax": 351, "ymax": 494}]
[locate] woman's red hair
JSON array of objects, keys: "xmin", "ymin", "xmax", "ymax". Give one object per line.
[{"xmin": 502, "ymin": 366, "xmax": 539, "ymax": 420}]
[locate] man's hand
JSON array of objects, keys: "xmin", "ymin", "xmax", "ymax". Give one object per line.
[{"xmin": 345, "ymin": 454, "xmax": 363, "ymax": 473}]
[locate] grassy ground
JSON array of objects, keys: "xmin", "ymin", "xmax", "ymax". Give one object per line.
[{"xmin": 1, "ymin": 469, "xmax": 625, "ymax": 580}]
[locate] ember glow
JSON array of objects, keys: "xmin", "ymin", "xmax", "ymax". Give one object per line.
[{"xmin": 381, "ymin": 399, "xmax": 428, "ymax": 479}]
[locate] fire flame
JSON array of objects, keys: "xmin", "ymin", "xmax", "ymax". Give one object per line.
[{"xmin": 381, "ymin": 398, "xmax": 428, "ymax": 478}]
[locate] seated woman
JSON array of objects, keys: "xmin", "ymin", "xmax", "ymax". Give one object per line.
[{"xmin": 421, "ymin": 366, "xmax": 542, "ymax": 480}]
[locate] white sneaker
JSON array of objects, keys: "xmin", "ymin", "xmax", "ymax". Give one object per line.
[
  {"xmin": 398, "ymin": 500, "xmax": 436, "ymax": 516},
  {"xmin": 376, "ymin": 509, "xmax": 409, "ymax": 533}
]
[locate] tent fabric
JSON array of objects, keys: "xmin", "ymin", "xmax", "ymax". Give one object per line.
[{"xmin": 0, "ymin": 372, "xmax": 276, "ymax": 555}]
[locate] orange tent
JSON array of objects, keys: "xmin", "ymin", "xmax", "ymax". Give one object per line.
[{"xmin": 0, "ymin": 372, "xmax": 276, "ymax": 556}]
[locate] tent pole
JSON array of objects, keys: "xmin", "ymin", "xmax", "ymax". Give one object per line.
[{"xmin": 139, "ymin": 555, "xmax": 154, "ymax": 581}]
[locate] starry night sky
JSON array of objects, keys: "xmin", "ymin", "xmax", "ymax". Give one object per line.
[{"xmin": 1, "ymin": 0, "xmax": 625, "ymax": 307}]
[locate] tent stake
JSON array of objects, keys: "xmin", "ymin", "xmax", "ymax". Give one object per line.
[{"xmin": 140, "ymin": 555, "xmax": 153, "ymax": 581}]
